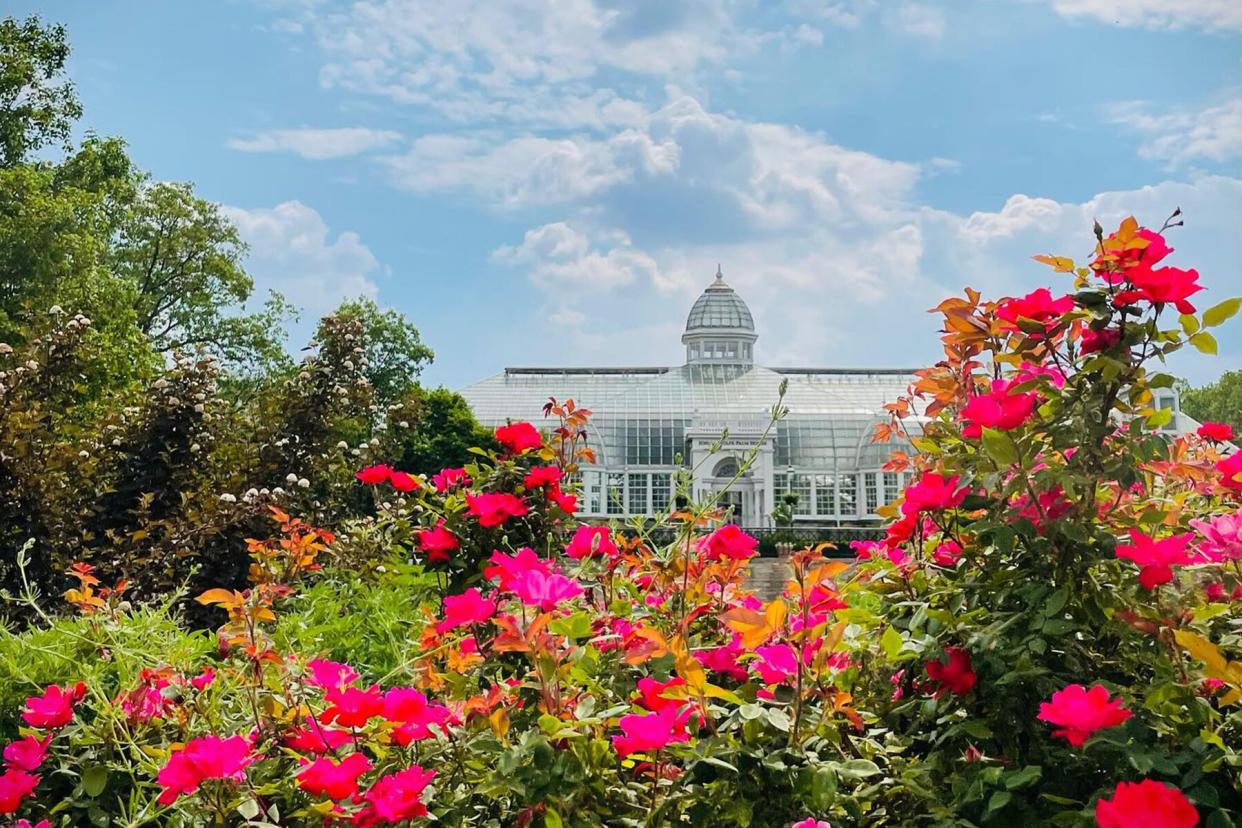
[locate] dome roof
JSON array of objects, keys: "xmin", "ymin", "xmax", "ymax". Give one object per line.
[{"xmin": 684, "ymin": 267, "xmax": 755, "ymax": 333}]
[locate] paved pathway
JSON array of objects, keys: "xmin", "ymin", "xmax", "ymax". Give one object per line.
[{"xmin": 747, "ymin": 557, "xmax": 792, "ymax": 599}]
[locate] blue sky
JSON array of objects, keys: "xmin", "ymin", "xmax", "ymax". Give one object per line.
[{"xmin": 19, "ymin": 0, "xmax": 1241, "ymax": 387}]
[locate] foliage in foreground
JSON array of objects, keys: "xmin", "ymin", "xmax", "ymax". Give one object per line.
[{"xmin": 0, "ymin": 216, "xmax": 1239, "ymax": 828}]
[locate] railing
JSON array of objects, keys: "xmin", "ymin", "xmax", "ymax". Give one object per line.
[{"xmin": 636, "ymin": 524, "xmax": 882, "ymax": 556}]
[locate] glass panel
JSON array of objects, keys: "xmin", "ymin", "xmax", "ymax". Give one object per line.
[
  {"xmin": 839, "ymin": 474, "xmax": 858, "ymax": 518},
  {"xmin": 607, "ymin": 473, "xmax": 625, "ymax": 515},
  {"xmin": 586, "ymin": 471, "xmax": 603, "ymax": 515},
  {"xmin": 883, "ymin": 472, "xmax": 901, "ymax": 505},
  {"xmin": 864, "ymin": 472, "xmax": 879, "ymax": 514},
  {"xmin": 652, "ymin": 473, "xmax": 672, "ymax": 513},
  {"xmin": 628, "ymin": 472, "xmax": 649, "ymax": 515},
  {"xmin": 792, "ymin": 474, "xmax": 812, "ymax": 515},
  {"xmin": 814, "ymin": 474, "xmax": 836, "ymax": 515}
]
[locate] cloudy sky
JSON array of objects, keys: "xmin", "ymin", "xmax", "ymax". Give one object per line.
[{"xmin": 23, "ymin": 0, "xmax": 1241, "ymax": 387}]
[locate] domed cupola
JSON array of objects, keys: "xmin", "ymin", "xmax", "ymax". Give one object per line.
[{"xmin": 682, "ymin": 266, "xmax": 757, "ymax": 365}]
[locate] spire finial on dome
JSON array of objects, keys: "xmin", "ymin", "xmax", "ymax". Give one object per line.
[{"xmin": 715, "ymin": 263, "xmax": 723, "ymax": 282}]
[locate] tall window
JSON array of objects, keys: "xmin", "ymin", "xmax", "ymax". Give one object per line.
[
  {"xmin": 628, "ymin": 472, "xmax": 649, "ymax": 515},
  {"xmin": 814, "ymin": 474, "xmax": 836, "ymax": 515},
  {"xmin": 652, "ymin": 473, "xmax": 672, "ymax": 514},
  {"xmin": 775, "ymin": 473, "xmax": 813, "ymax": 516},
  {"xmin": 864, "ymin": 472, "xmax": 880, "ymax": 514},
  {"xmin": 585, "ymin": 471, "xmax": 603, "ymax": 515},
  {"xmin": 882, "ymin": 472, "xmax": 902, "ymax": 505},
  {"xmin": 839, "ymin": 474, "xmax": 858, "ymax": 518},
  {"xmin": 607, "ymin": 473, "xmax": 625, "ymax": 515}
]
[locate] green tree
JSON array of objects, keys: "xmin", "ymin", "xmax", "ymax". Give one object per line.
[
  {"xmin": 395, "ymin": 385, "xmax": 493, "ymax": 474},
  {"xmin": 333, "ymin": 297, "xmax": 433, "ymax": 406},
  {"xmin": 109, "ymin": 181, "xmax": 292, "ymax": 370},
  {"xmin": 1180, "ymin": 369, "xmax": 1242, "ymax": 435},
  {"xmin": 0, "ymin": 16, "xmax": 81, "ymax": 167}
]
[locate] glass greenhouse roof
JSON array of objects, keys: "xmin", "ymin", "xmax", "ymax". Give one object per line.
[
  {"xmin": 684, "ymin": 277, "xmax": 755, "ymax": 332},
  {"xmin": 460, "ymin": 364, "xmax": 922, "ymax": 469}
]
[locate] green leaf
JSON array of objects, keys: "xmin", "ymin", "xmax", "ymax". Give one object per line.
[
  {"xmin": 1179, "ymin": 313, "xmax": 1200, "ymax": 335},
  {"xmin": 1004, "ymin": 765, "xmax": 1043, "ymax": 790},
  {"xmin": 544, "ymin": 806, "xmax": 564, "ymax": 828},
  {"xmin": 985, "ymin": 790, "xmax": 1012, "ymax": 818},
  {"xmin": 1189, "ymin": 332, "xmax": 1219, "ymax": 355},
  {"xmin": 82, "ymin": 766, "xmax": 108, "ymax": 798},
  {"xmin": 236, "ymin": 798, "xmax": 261, "ymax": 820},
  {"xmin": 1146, "ymin": 407, "xmax": 1174, "ymax": 429},
  {"xmin": 1042, "ymin": 588, "xmax": 1068, "ymax": 617},
  {"xmin": 1203, "ymin": 297, "xmax": 1242, "ymax": 328},
  {"xmin": 961, "ymin": 720, "xmax": 994, "ymax": 739},
  {"xmin": 836, "ymin": 759, "xmax": 881, "ymax": 780},
  {"xmin": 549, "ymin": 611, "xmax": 593, "ymax": 639},
  {"xmin": 980, "ymin": 428, "xmax": 1018, "ymax": 466},
  {"xmin": 880, "ymin": 626, "xmax": 903, "ymax": 659},
  {"xmin": 1207, "ymin": 808, "xmax": 1237, "ymax": 828}
]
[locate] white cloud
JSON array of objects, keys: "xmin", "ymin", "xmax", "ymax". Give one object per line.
[
  {"xmin": 891, "ymin": 3, "xmax": 946, "ymax": 39},
  {"xmin": 380, "ymin": 91, "xmax": 920, "ymax": 228},
  {"xmin": 275, "ymin": 0, "xmax": 819, "ymax": 129},
  {"xmin": 227, "ymin": 127, "xmax": 403, "ymax": 159},
  {"xmin": 491, "ymin": 168, "xmax": 1242, "ymax": 382},
  {"xmin": 221, "ymin": 201, "xmax": 381, "ymax": 319},
  {"xmin": 381, "ymin": 128, "xmax": 679, "ymax": 207},
  {"xmin": 1107, "ymin": 96, "xmax": 1242, "ymax": 167},
  {"xmin": 1042, "ymin": 0, "xmax": 1242, "ymax": 32},
  {"xmin": 793, "ymin": 23, "xmax": 824, "ymax": 45},
  {"xmin": 491, "ymin": 222, "xmax": 664, "ymax": 290}
]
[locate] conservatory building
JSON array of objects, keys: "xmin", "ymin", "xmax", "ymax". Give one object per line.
[{"xmin": 460, "ymin": 268, "xmax": 924, "ymax": 528}]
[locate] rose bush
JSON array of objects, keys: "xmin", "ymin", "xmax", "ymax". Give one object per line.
[{"xmin": 0, "ymin": 214, "xmax": 1236, "ymax": 827}]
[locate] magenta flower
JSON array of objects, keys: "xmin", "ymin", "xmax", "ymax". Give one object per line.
[
  {"xmin": 0, "ymin": 768, "xmax": 39, "ymax": 815},
  {"xmin": 305, "ymin": 659, "xmax": 359, "ymax": 692},
  {"xmin": 437, "ymin": 588, "xmax": 498, "ymax": 634},
  {"xmin": 698, "ymin": 524, "xmax": 759, "ymax": 562},
  {"xmin": 485, "ymin": 547, "xmax": 552, "ymax": 590},
  {"xmin": 432, "ymin": 466, "xmax": 470, "ymax": 492},
  {"xmin": 1095, "ymin": 779, "xmax": 1198, "ymax": 828},
  {"xmin": 1115, "ymin": 530, "xmax": 1197, "ymax": 590},
  {"xmin": 1037, "ymin": 684, "xmax": 1132, "ymax": 748},
  {"xmin": 1190, "ymin": 509, "xmax": 1242, "ymax": 563},
  {"xmin": 510, "ymin": 569, "xmax": 584, "ymax": 611},
  {"xmin": 565, "ymin": 525, "xmax": 619, "ymax": 560},
  {"xmin": 960, "ymin": 380, "xmax": 1038, "ymax": 439},
  {"xmin": 383, "ymin": 688, "xmax": 454, "ymax": 746},
  {"xmin": 792, "ymin": 820, "xmax": 832, "ymax": 828},
  {"xmin": 2, "ymin": 735, "xmax": 50, "ymax": 772},
  {"xmin": 358, "ymin": 765, "xmax": 437, "ymax": 823},
  {"xmin": 925, "ymin": 647, "xmax": 976, "ymax": 697},
  {"xmin": 494, "ymin": 422, "xmax": 542, "ymax": 454},
  {"xmin": 355, "ymin": 464, "xmax": 392, "ymax": 485},
  {"xmin": 296, "ymin": 752, "xmax": 372, "ymax": 801},
  {"xmin": 465, "ymin": 492, "xmax": 529, "ymax": 528},
  {"xmin": 612, "ymin": 705, "xmax": 692, "ymax": 757},
  {"xmin": 522, "ymin": 465, "xmax": 562, "ymax": 489},
  {"xmin": 901, "ymin": 472, "xmax": 969, "ymax": 516},
  {"xmin": 321, "ymin": 685, "xmax": 385, "ymax": 728},
  {"xmin": 415, "ymin": 519, "xmax": 460, "ymax": 564},
  {"xmin": 156, "ymin": 734, "xmax": 254, "ymax": 805},
  {"xmin": 996, "ymin": 287, "xmax": 1074, "ymax": 332},
  {"xmin": 21, "ymin": 683, "xmax": 85, "ymax": 730},
  {"xmin": 753, "ymin": 644, "xmax": 799, "ymax": 685}
]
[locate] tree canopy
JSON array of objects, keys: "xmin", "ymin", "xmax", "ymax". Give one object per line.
[{"xmin": 1181, "ymin": 369, "xmax": 1242, "ymax": 436}]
